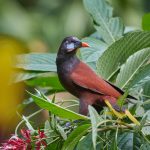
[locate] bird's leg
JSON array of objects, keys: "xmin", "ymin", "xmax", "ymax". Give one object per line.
[
  {"xmin": 65, "ymin": 100, "xmax": 88, "ymax": 127},
  {"xmin": 104, "ymin": 99, "xmax": 140, "ymax": 125},
  {"xmin": 111, "ymin": 103, "xmax": 126, "ymax": 112},
  {"xmin": 79, "ymin": 100, "xmax": 89, "ymax": 116}
]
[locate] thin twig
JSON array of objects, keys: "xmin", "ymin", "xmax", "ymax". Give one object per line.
[
  {"xmin": 47, "ymin": 137, "xmax": 60, "ymax": 145},
  {"xmin": 64, "ymin": 104, "xmax": 79, "ymax": 109},
  {"xmin": 15, "ymin": 109, "xmax": 43, "ymax": 135}
]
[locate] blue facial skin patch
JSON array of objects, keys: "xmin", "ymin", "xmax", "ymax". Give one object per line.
[{"xmin": 66, "ymin": 43, "xmax": 75, "ymax": 50}]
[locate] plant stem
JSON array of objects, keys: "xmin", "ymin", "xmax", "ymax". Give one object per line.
[
  {"xmin": 15, "ymin": 109, "xmax": 43, "ymax": 135},
  {"xmin": 47, "ymin": 137, "xmax": 60, "ymax": 145},
  {"xmin": 64, "ymin": 104, "xmax": 79, "ymax": 109}
]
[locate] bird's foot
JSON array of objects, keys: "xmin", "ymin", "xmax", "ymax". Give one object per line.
[
  {"xmin": 104, "ymin": 100, "xmax": 126, "ymax": 119},
  {"xmin": 112, "ymin": 104, "xmax": 126, "ymax": 113}
]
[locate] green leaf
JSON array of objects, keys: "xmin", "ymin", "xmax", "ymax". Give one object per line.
[
  {"xmin": 142, "ymin": 126, "xmax": 150, "ymax": 136},
  {"xmin": 83, "ymin": 0, "xmax": 124, "ymax": 45},
  {"xmin": 62, "ymin": 124, "xmax": 91, "ymax": 150},
  {"xmin": 80, "ymin": 37, "xmax": 107, "ymax": 70},
  {"xmin": 140, "ymin": 143, "xmax": 150, "ymax": 150},
  {"xmin": 135, "ymin": 106, "xmax": 145, "ymax": 117},
  {"xmin": 44, "ymin": 120, "xmax": 54, "ymax": 143},
  {"xmin": 142, "ymin": 81, "xmax": 150, "ymax": 98},
  {"xmin": 12, "ymin": 71, "xmax": 39, "ymax": 83},
  {"xmin": 22, "ymin": 115, "xmax": 35, "ymax": 133},
  {"xmin": 81, "ymin": 37, "xmax": 107, "ymax": 51},
  {"xmin": 112, "ymin": 127, "xmax": 119, "ymax": 150},
  {"xmin": 142, "ymin": 110, "xmax": 150, "ymax": 122},
  {"xmin": 117, "ymin": 132, "xmax": 141, "ymax": 150},
  {"xmin": 115, "ymin": 48, "xmax": 150, "ymax": 89},
  {"xmin": 124, "ymin": 26, "xmax": 137, "ymax": 33},
  {"xmin": 142, "ymin": 13, "xmax": 150, "ymax": 31},
  {"xmin": 142, "ymin": 81, "xmax": 150, "ymax": 110},
  {"xmin": 90, "ymin": 31, "xmax": 102, "ymax": 39},
  {"xmin": 76, "ymin": 133, "xmax": 94, "ymax": 150},
  {"xmin": 76, "ymin": 133, "xmax": 101, "ymax": 150},
  {"xmin": 130, "ymin": 64, "xmax": 150, "ymax": 89},
  {"xmin": 57, "ymin": 124, "xmax": 67, "ymax": 140},
  {"xmin": 15, "ymin": 53, "xmax": 57, "ymax": 72},
  {"xmin": 117, "ymin": 91, "xmax": 129, "ymax": 108},
  {"xmin": 29, "ymin": 92, "xmax": 88, "ymax": 120},
  {"xmin": 97, "ymin": 31, "xmax": 150, "ymax": 80},
  {"xmin": 88, "ymin": 106, "xmax": 101, "ymax": 150},
  {"xmin": 46, "ymin": 138, "xmax": 63, "ymax": 150},
  {"xmin": 26, "ymin": 74, "xmax": 64, "ymax": 90}
]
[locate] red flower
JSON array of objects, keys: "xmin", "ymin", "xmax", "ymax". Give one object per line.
[
  {"xmin": 1, "ymin": 135, "xmax": 27, "ymax": 150},
  {"xmin": 20, "ymin": 129, "xmax": 31, "ymax": 143},
  {"xmin": 1, "ymin": 129, "xmax": 47, "ymax": 150},
  {"xmin": 1, "ymin": 129, "xmax": 32, "ymax": 150},
  {"xmin": 35, "ymin": 129, "xmax": 47, "ymax": 150}
]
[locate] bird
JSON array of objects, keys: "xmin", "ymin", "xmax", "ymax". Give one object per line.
[{"xmin": 56, "ymin": 36, "xmax": 137, "ymax": 118}]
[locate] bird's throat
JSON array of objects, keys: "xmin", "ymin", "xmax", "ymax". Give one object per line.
[{"xmin": 56, "ymin": 55, "xmax": 80, "ymax": 74}]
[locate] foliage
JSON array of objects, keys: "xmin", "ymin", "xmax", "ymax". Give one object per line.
[
  {"xmin": 142, "ymin": 13, "xmax": 150, "ymax": 31},
  {"xmin": 2, "ymin": 0, "xmax": 150, "ymax": 149},
  {"xmin": 0, "ymin": 0, "xmax": 91, "ymax": 51}
]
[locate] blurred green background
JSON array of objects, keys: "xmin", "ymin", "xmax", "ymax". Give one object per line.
[
  {"xmin": 0, "ymin": 0, "xmax": 93, "ymax": 52},
  {"xmin": 0, "ymin": 0, "xmax": 150, "ymax": 142},
  {"xmin": 0, "ymin": 0, "xmax": 149, "ymax": 53}
]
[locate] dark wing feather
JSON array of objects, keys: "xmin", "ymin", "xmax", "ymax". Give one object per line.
[{"xmin": 104, "ymin": 80, "xmax": 137, "ymax": 100}]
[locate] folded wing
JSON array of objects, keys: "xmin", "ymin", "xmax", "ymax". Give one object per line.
[{"xmin": 71, "ymin": 62, "xmax": 121, "ymax": 98}]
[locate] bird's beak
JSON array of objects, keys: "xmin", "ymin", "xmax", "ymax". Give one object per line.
[{"xmin": 81, "ymin": 42, "xmax": 90, "ymax": 47}]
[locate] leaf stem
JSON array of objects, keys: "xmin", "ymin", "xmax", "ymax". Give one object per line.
[{"xmin": 15, "ymin": 109, "xmax": 43, "ymax": 135}]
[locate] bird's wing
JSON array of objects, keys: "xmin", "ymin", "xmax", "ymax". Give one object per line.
[
  {"xmin": 104, "ymin": 80, "xmax": 137, "ymax": 100},
  {"xmin": 70, "ymin": 62, "xmax": 121, "ymax": 98}
]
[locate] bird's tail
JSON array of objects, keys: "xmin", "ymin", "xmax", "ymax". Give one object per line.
[{"xmin": 104, "ymin": 100, "xmax": 140, "ymax": 126}]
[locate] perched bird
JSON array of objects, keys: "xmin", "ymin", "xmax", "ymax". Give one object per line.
[{"xmin": 56, "ymin": 36, "xmax": 137, "ymax": 119}]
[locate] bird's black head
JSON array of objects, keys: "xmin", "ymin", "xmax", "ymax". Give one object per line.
[{"xmin": 57, "ymin": 36, "xmax": 89, "ymax": 56}]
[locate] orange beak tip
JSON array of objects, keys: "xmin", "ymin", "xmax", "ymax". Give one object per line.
[{"xmin": 81, "ymin": 42, "xmax": 90, "ymax": 47}]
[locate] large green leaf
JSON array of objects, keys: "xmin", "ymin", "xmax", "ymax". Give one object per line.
[
  {"xmin": 62, "ymin": 124, "xmax": 91, "ymax": 150},
  {"xmin": 76, "ymin": 133, "xmax": 101, "ymax": 150},
  {"xmin": 26, "ymin": 74, "xmax": 64, "ymax": 90},
  {"xmin": 130, "ymin": 64, "xmax": 150, "ymax": 89},
  {"xmin": 29, "ymin": 92, "xmax": 88, "ymax": 120},
  {"xmin": 83, "ymin": 0, "xmax": 124, "ymax": 45},
  {"xmin": 97, "ymin": 31, "xmax": 150, "ymax": 80},
  {"xmin": 115, "ymin": 48, "xmax": 150, "ymax": 89},
  {"xmin": 141, "ymin": 81, "xmax": 150, "ymax": 110},
  {"xmin": 117, "ymin": 132, "xmax": 141, "ymax": 150},
  {"xmin": 15, "ymin": 53, "xmax": 57, "ymax": 72},
  {"xmin": 76, "ymin": 133, "xmax": 94, "ymax": 150},
  {"xmin": 80, "ymin": 37, "xmax": 107, "ymax": 70},
  {"xmin": 13, "ymin": 71, "xmax": 40, "ymax": 83},
  {"xmin": 46, "ymin": 139, "xmax": 63, "ymax": 150},
  {"xmin": 142, "ymin": 81, "xmax": 150, "ymax": 97}
]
